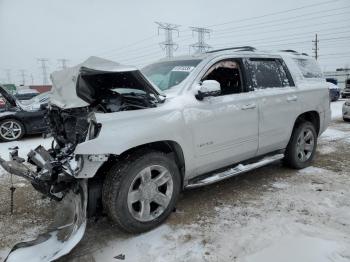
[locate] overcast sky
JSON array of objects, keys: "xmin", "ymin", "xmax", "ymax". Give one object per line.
[{"xmin": 0, "ymin": 0, "xmax": 349, "ymax": 85}]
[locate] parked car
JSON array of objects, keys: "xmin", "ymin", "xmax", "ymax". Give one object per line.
[
  {"xmin": 0, "ymin": 96, "xmax": 6, "ymax": 110},
  {"xmin": 341, "ymin": 78, "xmax": 350, "ymax": 98},
  {"xmin": 0, "ymin": 85, "xmax": 48, "ymax": 142},
  {"xmin": 14, "ymin": 88, "xmax": 39, "ymax": 100},
  {"xmin": 343, "ymin": 100, "xmax": 350, "ymax": 122},
  {"xmin": 0, "ymin": 50, "xmax": 331, "ymax": 261},
  {"xmin": 326, "ymin": 82, "xmax": 341, "ymax": 101}
]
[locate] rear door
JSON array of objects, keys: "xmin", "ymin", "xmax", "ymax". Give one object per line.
[{"xmin": 244, "ymin": 58, "xmax": 301, "ymax": 155}]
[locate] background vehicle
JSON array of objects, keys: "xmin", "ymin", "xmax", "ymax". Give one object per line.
[
  {"xmin": 341, "ymin": 78, "xmax": 350, "ymax": 98},
  {"xmin": 326, "ymin": 82, "xmax": 340, "ymax": 101},
  {"xmin": 14, "ymin": 88, "xmax": 39, "ymax": 101},
  {"xmin": 0, "ymin": 51, "xmax": 330, "ymax": 261},
  {"xmin": 0, "ymin": 85, "xmax": 48, "ymax": 142},
  {"xmin": 343, "ymin": 101, "xmax": 350, "ymax": 122}
]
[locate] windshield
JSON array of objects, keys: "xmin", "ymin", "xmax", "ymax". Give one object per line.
[{"xmin": 142, "ymin": 60, "xmax": 201, "ymax": 91}]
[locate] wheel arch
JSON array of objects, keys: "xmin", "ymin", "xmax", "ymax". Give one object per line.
[
  {"xmin": 293, "ymin": 111, "xmax": 320, "ymax": 135},
  {"xmin": 95, "ymin": 140, "xmax": 186, "ymax": 185}
]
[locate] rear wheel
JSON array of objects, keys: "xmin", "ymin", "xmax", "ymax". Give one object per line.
[
  {"xmin": 0, "ymin": 119, "xmax": 25, "ymax": 142},
  {"xmin": 284, "ymin": 121, "xmax": 317, "ymax": 169},
  {"xmin": 344, "ymin": 117, "xmax": 350, "ymax": 122},
  {"xmin": 102, "ymin": 150, "xmax": 181, "ymax": 233}
]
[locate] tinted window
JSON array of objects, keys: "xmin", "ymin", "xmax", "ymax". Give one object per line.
[
  {"xmin": 293, "ymin": 58, "xmax": 323, "ymax": 78},
  {"xmin": 249, "ymin": 59, "xmax": 292, "ymax": 89}
]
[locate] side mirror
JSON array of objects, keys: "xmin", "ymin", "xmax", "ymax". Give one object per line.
[{"xmin": 196, "ymin": 80, "xmax": 221, "ymax": 100}]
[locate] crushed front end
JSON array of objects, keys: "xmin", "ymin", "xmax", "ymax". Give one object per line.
[{"xmin": 0, "ymin": 56, "xmax": 161, "ymax": 261}]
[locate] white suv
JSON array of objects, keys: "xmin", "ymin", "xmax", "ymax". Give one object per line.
[{"xmin": 0, "ymin": 47, "xmax": 331, "ymax": 261}]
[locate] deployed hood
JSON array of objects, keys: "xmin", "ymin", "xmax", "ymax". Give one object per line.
[
  {"xmin": 0, "ymin": 85, "xmax": 17, "ymax": 107},
  {"xmin": 50, "ymin": 56, "xmax": 161, "ymax": 109}
]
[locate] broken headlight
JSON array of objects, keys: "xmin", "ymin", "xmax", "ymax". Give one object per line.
[{"xmin": 88, "ymin": 120, "xmax": 101, "ymax": 140}]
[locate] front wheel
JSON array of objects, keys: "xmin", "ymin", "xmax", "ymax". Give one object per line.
[
  {"xmin": 0, "ymin": 119, "xmax": 25, "ymax": 142},
  {"xmin": 284, "ymin": 121, "xmax": 317, "ymax": 169},
  {"xmin": 102, "ymin": 150, "xmax": 181, "ymax": 233}
]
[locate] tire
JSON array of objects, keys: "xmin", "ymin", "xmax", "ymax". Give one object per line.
[
  {"xmin": 284, "ymin": 121, "xmax": 317, "ymax": 169},
  {"xmin": 344, "ymin": 117, "xmax": 350, "ymax": 122},
  {"xmin": 0, "ymin": 118, "xmax": 25, "ymax": 142},
  {"xmin": 102, "ymin": 150, "xmax": 181, "ymax": 233}
]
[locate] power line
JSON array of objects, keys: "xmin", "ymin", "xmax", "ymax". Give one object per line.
[
  {"xmin": 37, "ymin": 58, "xmax": 49, "ymax": 85},
  {"xmin": 156, "ymin": 22, "xmax": 180, "ymax": 58},
  {"xmin": 190, "ymin": 27, "xmax": 212, "ymax": 54},
  {"xmin": 206, "ymin": 0, "xmax": 342, "ymax": 28},
  {"xmin": 212, "ymin": 6, "xmax": 350, "ymax": 34}
]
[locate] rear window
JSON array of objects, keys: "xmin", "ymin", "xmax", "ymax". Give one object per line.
[
  {"xmin": 248, "ymin": 58, "xmax": 293, "ymax": 89},
  {"xmin": 293, "ymin": 58, "xmax": 323, "ymax": 78}
]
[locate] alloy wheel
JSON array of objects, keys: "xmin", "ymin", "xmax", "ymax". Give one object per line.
[
  {"xmin": 296, "ymin": 127, "xmax": 315, "ymax": 162},
  {"xmin": 0, "ymin": 120, "xmax": 23, "ymax": 141},
  {"xmin": 127, "ymin": 165, "xmax": 174, "ymax": 222}
]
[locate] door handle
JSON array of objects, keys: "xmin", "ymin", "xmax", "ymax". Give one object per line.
[
  {"xmin": 241, "ymin": 103, "xmax": 256, "ymax": 110},
  {"xmin": 287, "ymin": 95, "xmax": 298, "ymax": 102}
]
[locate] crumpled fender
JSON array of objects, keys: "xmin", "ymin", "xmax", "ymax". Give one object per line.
[
  {"xmin": 74, "ymin": 108, "xmax": 193, "ymax": 163},
  {"xmin": 5, "ymin": 180, "xmax": 87, "ymax": 262}
]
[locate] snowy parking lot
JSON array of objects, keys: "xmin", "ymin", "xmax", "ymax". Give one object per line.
[{"xmin": 0, "ymin": 99, "xmax": 350, "ymax": 262}]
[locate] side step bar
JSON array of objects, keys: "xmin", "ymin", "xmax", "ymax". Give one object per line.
[{"xmin": 185, "ymin": 154, "xmax": 284, "ymax": 189}]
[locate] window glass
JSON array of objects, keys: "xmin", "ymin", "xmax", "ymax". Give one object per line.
[
  {"xmin": 293, "ymin": 58, "xmax": 323, "ymax": 78},
  {"xmin": 202, "ymin": 60, "xmax": 243, "ymax": 95},
  {"xmin": 249, "ymin": 59, "xmax": 291, "ymax": 89}
]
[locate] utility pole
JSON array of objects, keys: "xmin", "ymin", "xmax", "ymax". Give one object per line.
[
  {"xmin": 190, "ymin": 27, "xmax": 212, "ymax": 54},
  {"xmin": 312, "ymin": 33, "xmax": 319, "ymax": 60},
  {"xmin": 37, "ymin": 58, "xmax": 49, "ymax": 85},
  {"xmin": 156, "ymin": 22, "xmax": 180, "ymax": 58},
  {"xmin": 19, "ymin": 70, "xmax": 26, "ymax": 85},
  {"xmin": 4, "ymin": 69, "xmax": 11, "ymax": 83},
  {"xmin": 57, "ymin": 58, "xmax": 69, "ymax": 70}
]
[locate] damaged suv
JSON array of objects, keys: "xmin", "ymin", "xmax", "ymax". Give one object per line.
[{"xmin": 0, "ymin": 48, "xmax": 330, "ymax": 261}]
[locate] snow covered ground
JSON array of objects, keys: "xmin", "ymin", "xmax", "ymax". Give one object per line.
[{"xmin": 0, "ymin": 100, "xmax": 349, "ymax": 262}]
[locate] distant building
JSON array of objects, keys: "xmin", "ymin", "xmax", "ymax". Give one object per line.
[
  {"xmin": 324, "ymin": 68, "xmax": 350, "ymax": 89},
  {"xmin": 29, "ymin": 85, "xmax": 52, "ymax": 93}
]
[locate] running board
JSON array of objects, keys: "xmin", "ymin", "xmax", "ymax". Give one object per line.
[{"xmin": 186, "ymin": 154, "xmax": 284, "ymax": 189}]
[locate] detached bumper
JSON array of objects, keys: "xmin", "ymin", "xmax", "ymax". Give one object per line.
[
  {"xmin": 0, "ymin": 148, "xmax": 88, "ymax": 262},
  {"xmin": 5, "ymin": 180, "xmax": 87, "ymax": 262}
]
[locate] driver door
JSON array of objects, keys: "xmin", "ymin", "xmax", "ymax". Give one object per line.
[{"xmin": 184, "ymin": 58, "xmax": 259, "ymax": 177}]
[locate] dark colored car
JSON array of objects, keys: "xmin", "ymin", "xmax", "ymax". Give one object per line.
[
  {"xmin": 327, "ymin": 82, "xmax": 340, "ymax": 102},
  {"xmin": 341, "ymin": 78, "xmax": 350, "ymax": 98},
  {"xmin": 0, "ymin": 85, "xmax": 48, "ymax": 142}
]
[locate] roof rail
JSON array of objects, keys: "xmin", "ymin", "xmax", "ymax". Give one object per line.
[
  {"xmin": 206, "ymin": 46, "xmax": 256, "ymax": 53},
  {"xmin": 280, "ymin": 49, "xmax": 298, "ymax": 53}
]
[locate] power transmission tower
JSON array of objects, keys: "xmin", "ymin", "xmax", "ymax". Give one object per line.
[
  {"xmin": 37, "ymin": 58, "xmax": 49, "ymax": 85},
  {"xmin": 19, "ymin": 70, "xmax": 26, "ymax": 85},
  {"xmin": 30, "ymin": 74, "xmax": 34, "ymax": 85},
  {"xmin": 156, "ymin": 22, "xmax": 180, "ymax": 58},
  {"xmin": 57, "ymin": 58, "xmax": 69, "ymax": 70},
  {"xmin": 312, "ymin": 33, "xmax": 319, "ymax": 60},
  {"xmin": 4, "ymin": 69, "xmax": 11, "ymax": 83},
  {"xmin": 190, "ymin": 27, "xmax": 212, "ymax": 54}
]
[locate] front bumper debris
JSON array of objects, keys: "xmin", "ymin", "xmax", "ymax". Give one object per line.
[{"xmin": 0, "ymin": 147, "xmax": 87, "ymax": 262}]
